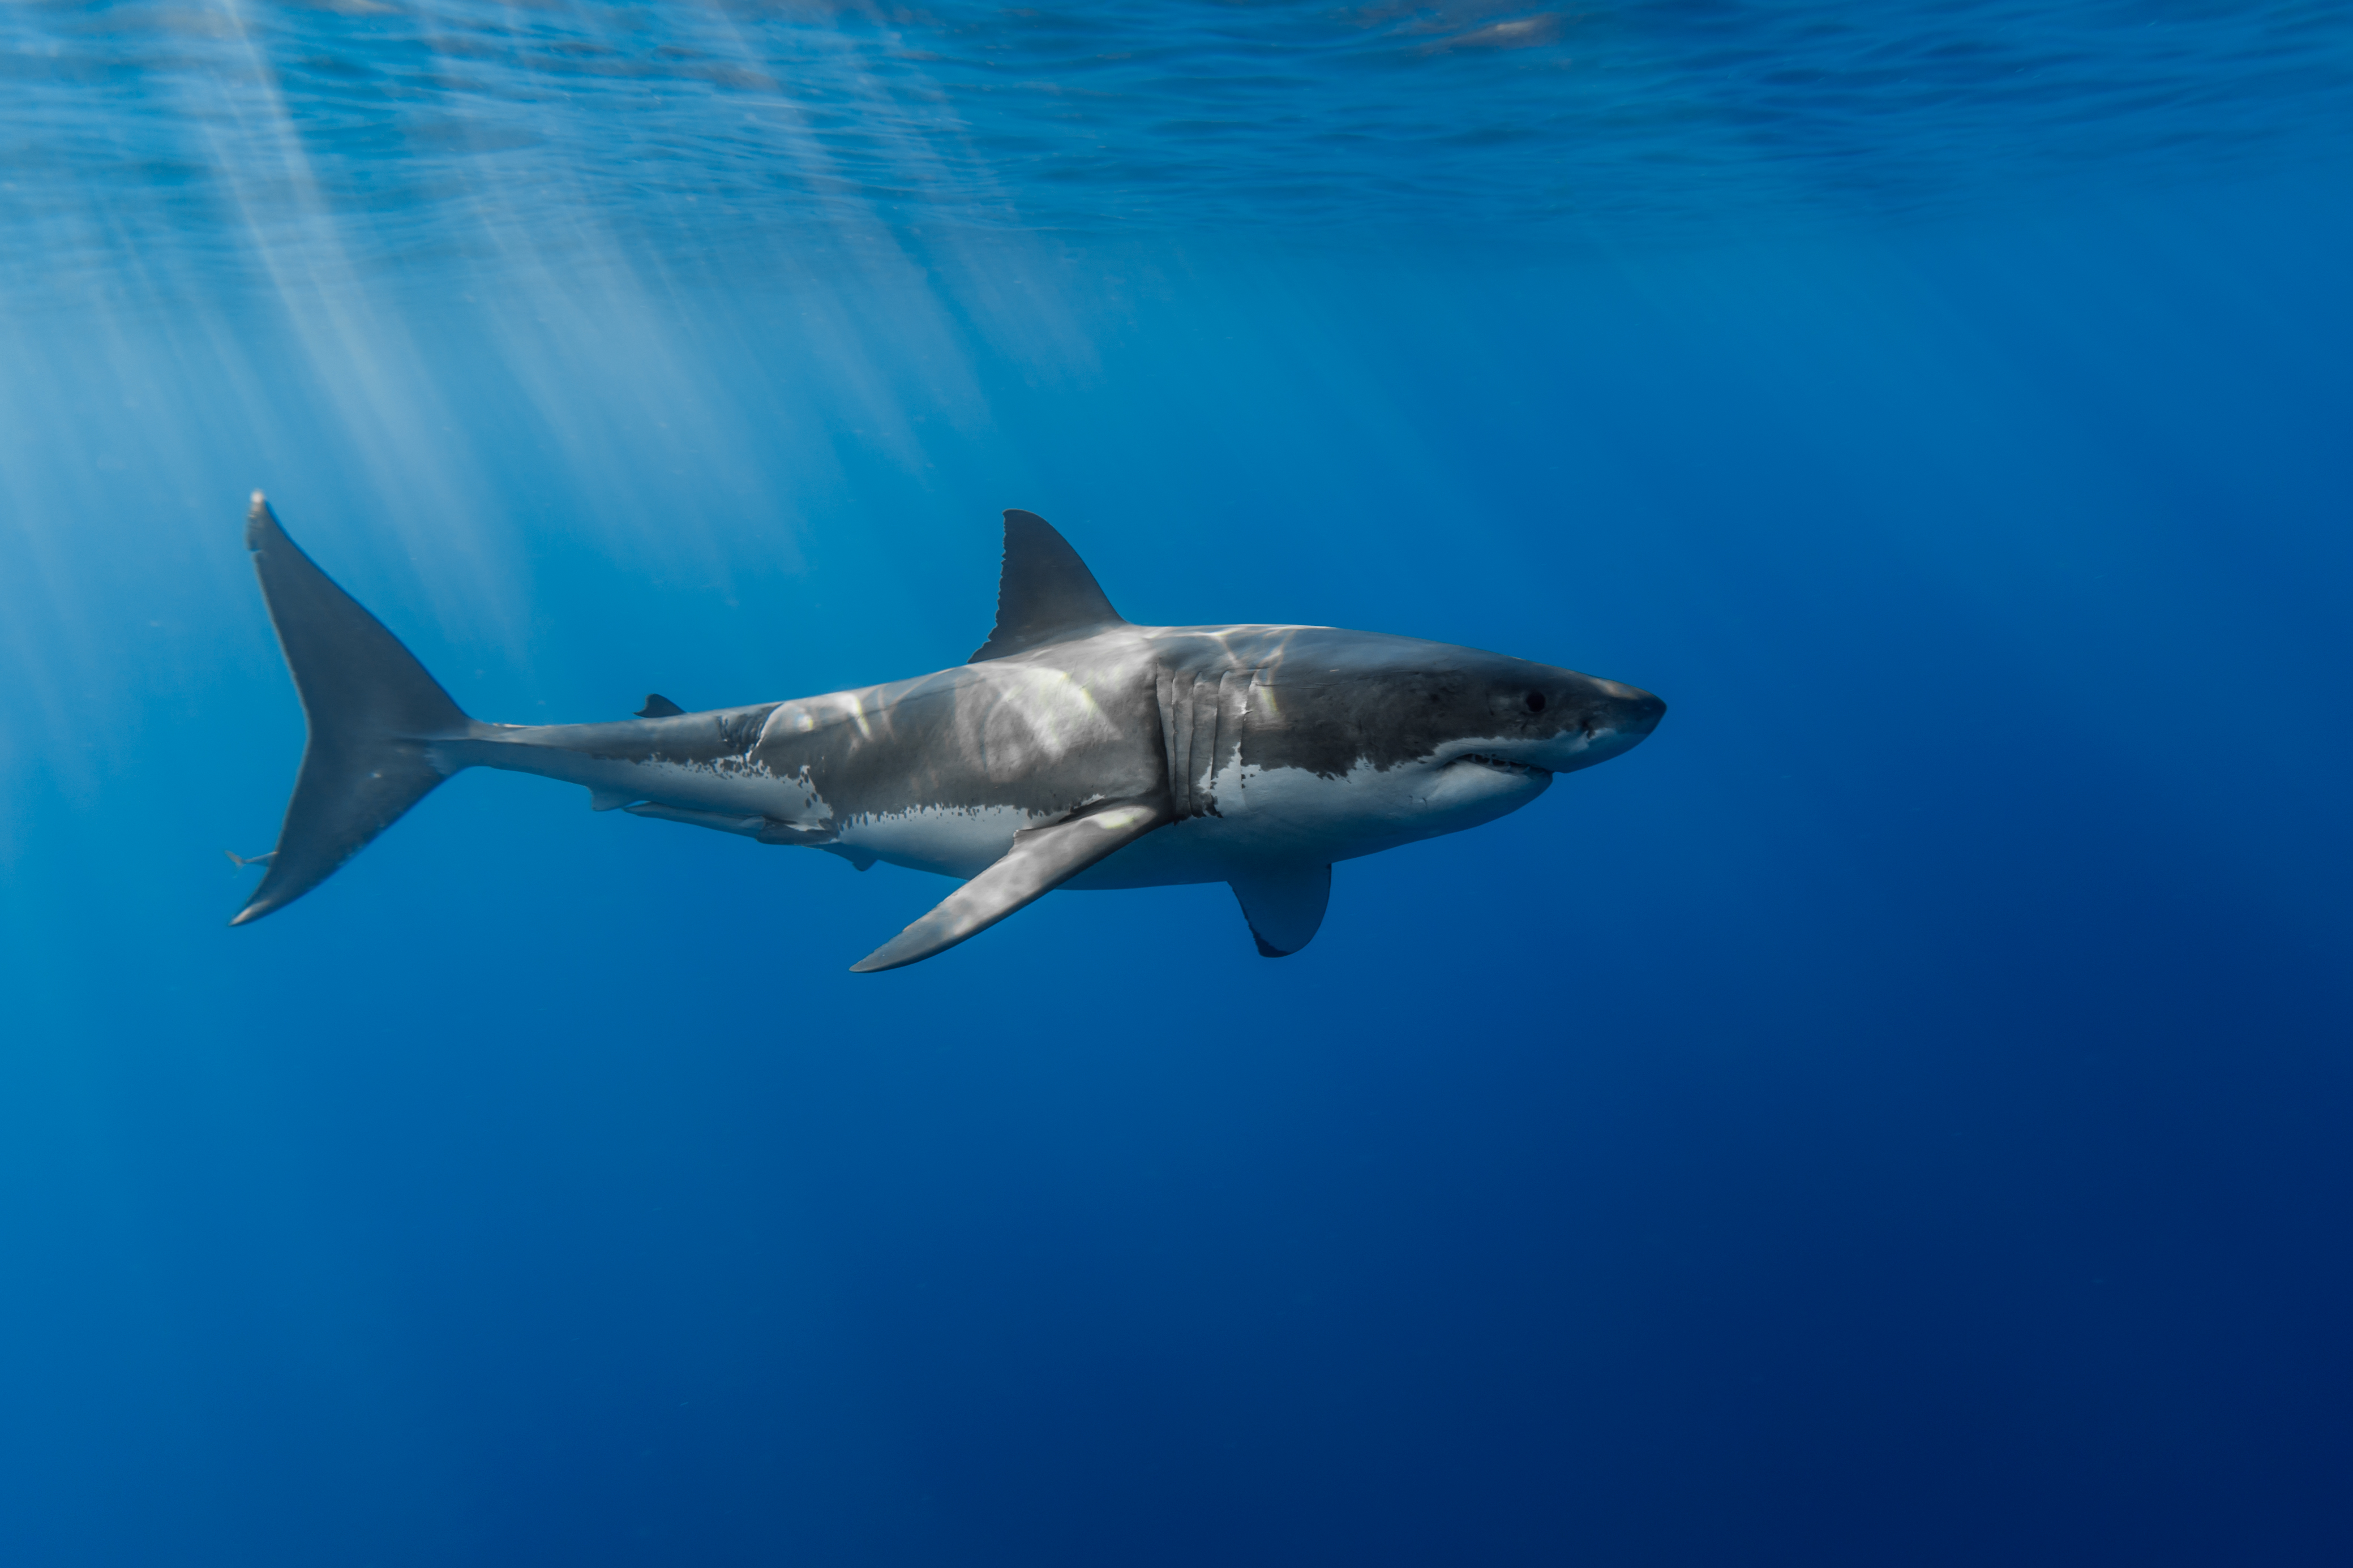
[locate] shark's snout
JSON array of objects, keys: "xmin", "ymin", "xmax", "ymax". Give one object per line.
[
  {"xmin": 1449, "ymin": 673, "xmax": 1665, "ymax": 777},
  {"xmin": 1545, "ymin": 679, "xmax": 1663, "ymax": 770},
  {"xmin": 1603, "ymin": 682, "xmax": 1666, "ymax": 740}
]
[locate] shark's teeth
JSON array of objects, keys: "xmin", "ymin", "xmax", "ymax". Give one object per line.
[{"xmin": 1452, "ymin": 752, "xmax": 1549, "ymax": 776}]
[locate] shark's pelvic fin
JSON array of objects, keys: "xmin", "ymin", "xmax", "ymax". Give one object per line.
[
  {"xmin": 635, "ymin": 694, "xmax": 684, "ymax": 718},
  {"xmin": 968, "ymin": 510, "xmax": 1128, "ymax": 662},
  {"xmin": 621, "ymin": 804, "xmax": 876, "ymax": 871},
  {"xmin": 225, "ymin": 849, "xmax": 278, "ymax": 869},
  {"xmin": 850, "ymin": 798, "xmax": 1172, "ymax": 972},
  {"xmin": 232, "ymin": 492, "xmax": 475, "ymax": 926},
  {"xmin": 1229, "ymin": 864, "xmax": 1332, "ymax": 957}
]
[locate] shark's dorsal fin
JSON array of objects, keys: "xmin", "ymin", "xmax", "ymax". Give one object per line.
[
  {"xmin": 635, "ymin": 693, "xmax": 684, "ymax": 718},
  {"xmin": 970, "ymin": 510, "xmax": 1126, "ymax": 662}
]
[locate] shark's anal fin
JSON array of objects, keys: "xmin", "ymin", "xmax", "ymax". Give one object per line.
[
  {"xmin": 588, "ymin": 788, "xmax": 633, "ymax": 812},
  {"xmin": 968, "ymin": 510, "xmax": 1127, "ymax": 662},
  {"xmin": 1229, "ymin": 863, "xmax": 1331, "ymax": 957},
  {"xmin": 851, "ymin": 798, "xmax": 1172, "ymax": 972},
  {"xmin": 635, "ymin": 694, "xmax": 684, "ymax": 718}
]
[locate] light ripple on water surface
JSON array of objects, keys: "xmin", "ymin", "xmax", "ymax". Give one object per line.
[{"xmin": 4, "ymin": 1, "xmax": 2352, "ymax": 285}]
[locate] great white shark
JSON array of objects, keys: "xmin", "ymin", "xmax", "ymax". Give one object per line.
[{"xmin": 232, "ymin": 495, "xmax": 1665, "ymax": 969}]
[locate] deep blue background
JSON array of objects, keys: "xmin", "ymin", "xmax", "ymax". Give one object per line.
[{"xmin": 5, "ymin": 5, "xmax": 2352, "ymax": 1565}]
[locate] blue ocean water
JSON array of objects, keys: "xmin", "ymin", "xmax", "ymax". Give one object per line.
[{"xmin": 5, "ymin": 3, "xmax": 2352, "ymax": 1564}]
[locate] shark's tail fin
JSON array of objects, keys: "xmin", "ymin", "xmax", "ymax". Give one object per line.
[{"xmin": 233, "ymin": 492, "xmax": 474, "ymax": 926}]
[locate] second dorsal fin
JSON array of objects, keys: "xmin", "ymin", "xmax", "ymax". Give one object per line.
[
  {"xmin": 635, "ymin": 693, "xmax": 684, "ymax": 718},
  {"xmin": 969, "ymin": 510, "xmax": 1126, "ymax": 662}
]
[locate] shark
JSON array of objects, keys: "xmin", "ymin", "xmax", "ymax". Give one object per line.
[{"xmin": 232, "ymin": 494, "xmax": 1664, "ymax": 970}]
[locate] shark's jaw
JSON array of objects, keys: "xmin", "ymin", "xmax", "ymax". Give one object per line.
[
  {"xmin": 1431, "ymin": 733, "xmax": 1620, "ymax": 782},
  {"xmin": 1448, "ymin": 750, "xmax": 1550, "ymax": 778},
  {"xmin": 1410, "ymin": 749, "xmax": 1557, "ymax": 828}
]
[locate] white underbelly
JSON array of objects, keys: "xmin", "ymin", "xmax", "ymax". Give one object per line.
[
  {"xmin": 830, "ymin": 757, "xmax": 1547, "ymax": 889},
  {"xmin": 1073, "ymin": 758, "xmax": 1549, "ymax": 888},
  {"xmin": 835, "ymin": 805, "xmax": 1036, "ymax": 880}
]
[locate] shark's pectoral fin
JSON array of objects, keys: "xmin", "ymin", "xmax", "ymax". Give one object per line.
[
  {"xmin": 850, "ymin": 799, "xmax": 1172, "ymax": 973},
  {"xmin": 1229, "ymin": 863, "xmax": 1331, "ymax": 957}
]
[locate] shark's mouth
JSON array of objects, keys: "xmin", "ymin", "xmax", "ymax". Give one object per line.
[{"xmin": 1451, "ymin": 751, "xmax": 1551, "ymax": 777}]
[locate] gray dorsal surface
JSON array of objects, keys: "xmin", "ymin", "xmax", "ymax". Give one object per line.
[{"xmin": 968, "ymin": 509, "xmax": 1126, "ymax": 661}]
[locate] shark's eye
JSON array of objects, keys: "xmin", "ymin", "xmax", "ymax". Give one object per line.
[{"xmin": 1524, "ymin": 690, "xmax": 1546, "ymax": 714}]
